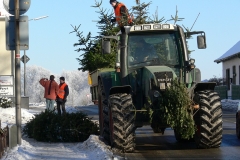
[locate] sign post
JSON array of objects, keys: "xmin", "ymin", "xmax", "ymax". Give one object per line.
[
  {"xmin": 20, "ymin": 51, "xmax": 30, "ymax": 96},
  {"xmin": 14, "ymin": 0, "xmax": 22, "ymax": 145},
  {"xmin": 4, "ymin": 0, "xmax": 31, "ymax": 145},
  {"xmin": 5, "ymin": 15, "xmax": 29, "ymax": 50}
]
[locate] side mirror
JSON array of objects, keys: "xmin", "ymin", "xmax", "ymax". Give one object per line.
[
  {"xmin": 197, "ymin": 35, "xmax": 206, "ymax": 49},
  {"xmin": 102, "ymin": 40, "xmax": 111, "ymax": 54}
]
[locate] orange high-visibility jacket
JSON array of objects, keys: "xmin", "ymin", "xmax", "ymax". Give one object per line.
[
  {"xmin": 57, "ymin": 83, "xmax": 67, "ymax": 99},
  {"xmin": 114, "ymin": 3, "xmax": 133, "ymax": 26},
  {"xmin": 39, "ymin": 78, "xmax": 59, "ymax": 100}
]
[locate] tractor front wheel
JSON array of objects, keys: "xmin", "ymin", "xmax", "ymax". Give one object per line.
[
  {"xmin": 194, "ymin": 90, "xmax": 223, "ymax": 148},
  {"xmin": 108, "ymin": 93, "xmax": 136, "ymax": 153}
]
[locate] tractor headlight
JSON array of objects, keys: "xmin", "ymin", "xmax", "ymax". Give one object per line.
[
  {"xmin": 153, "ymin": 24, "xmax": 161, "ymax": 29},
  {"xmin": 162, "ymin": 24, "xmax": 170, "ymax": 29},
  {"xmin": 143, "ymin": 25, "xmax": 151, "ymax": 30},
  {"xmin": 153, "ymin": 91, "xmax": 160, "ymax": 98},
  {"xmin": 134, "ymin": 26, "xmax": 142, "ymax": 31},
  {"xmin": 189, "ymin": 58, "xmax": 195, "ymax": 64}
]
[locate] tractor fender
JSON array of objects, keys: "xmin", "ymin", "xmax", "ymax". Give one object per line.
[
  {"xmin": 192, "ymin": 82, "xmax": 216, "ymax": 93},
  {"xmin": 98, "ymin": 71, "xmax": 121, "ymax": 100},
  {"xmin": 109, "ymin": 85, "xmax": 132, "ymax": 96}
]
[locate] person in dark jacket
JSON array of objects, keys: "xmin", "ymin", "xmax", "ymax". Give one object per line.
[
  {"xmin": 39, "ymin": 75, "xmax": 59, "ymax": 111},
  {"xmin": 110, "ymin": 0, "xmax": 133, "ymax": 33},
  {"xmin": 56, "ymin": 76, "xmax": 69, "ymax": 115}
]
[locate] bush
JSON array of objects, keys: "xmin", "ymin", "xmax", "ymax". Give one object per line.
[
  {"xmin": 0, "ymin": 97, "xmax": 12, "ymax": 108},
  {"xmin": 23, "ymin": 110, "xmax": 99, "ymax": 142}
]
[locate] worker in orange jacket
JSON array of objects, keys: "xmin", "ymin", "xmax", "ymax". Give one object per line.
[
  {"xmin": 110, "ymin": 0, "xmax": 133, "ymax": 33},
  {"xmin": 56, "ymin": 77, "xmax": 69, "ymax": 115},
  {"xmin": 39, "ymin": 75, "xmax": 59, "ymax": 111}
]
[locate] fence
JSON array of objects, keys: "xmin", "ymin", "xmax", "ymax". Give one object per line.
[
  {"xmin": 0, "ymin": 121, "xmax": 9, "ymax": 159},
  {"xmin": 214, "ymin": 85, "xmax": 228, "ymax": 100},
  {"xmin": 214, "ymin": 85, "xmax": 240, "ymax": 100},
  {"xmin": 231, "ymin": 85, "xmax": 240, "ymax": 100}
]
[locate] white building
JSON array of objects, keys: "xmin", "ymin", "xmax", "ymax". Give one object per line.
[
  {"xmin": 0, "ymin": 0, "xmax": 12, "ymax": 75},
  {"xmin": 214, "ymin": 40, "xmax": 240, "ymax": 97},
  {"xmin": 0, "ymin": 17, "xmax": 12, "ymax": 75}
]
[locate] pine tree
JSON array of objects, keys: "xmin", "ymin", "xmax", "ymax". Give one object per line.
[
  {"xmin": 70, "ymin": 0, "xmax": 118, "ymax": 72},
  {"xmin": 71, "ymin": 0, "xmax": 195, "ymax": 72},
  {"xmin": 131, "ymin": 0, "xmax": 151, "ymax": 25}
]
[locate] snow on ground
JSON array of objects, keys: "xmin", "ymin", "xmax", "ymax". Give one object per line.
[
  {"xmin": 221, "ymin": 99, "xmax": 240, "ymax": 112},
  {"xmin": 0, "ymin": 104, "xmax": 116, "ymax": 160},
  {"xmin": 0, "ymin": 100, "xmax": 239, "ymax": 160},
  {"xmin": 0, "ymin": 107, "xmax": 34, "ymax": 128},
  {"xmin": 2, "ymin": 135, "xmax": 114, "ymax": 160}
]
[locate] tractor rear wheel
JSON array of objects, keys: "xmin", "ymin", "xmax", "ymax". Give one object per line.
[
  {"xmin": 98, "ymin": 80, "xmax": 110, "ymax": 143},
  {"xmin": 236, "ymin": 112, "xmax": 240, "ymax": 139},
  {"xmin": 108, "ymin": 93, "xmax": 136, "ymax": 152},
  {"xmin": 194, "ymin": 90, "xmax": 222, "ymax": 148}
]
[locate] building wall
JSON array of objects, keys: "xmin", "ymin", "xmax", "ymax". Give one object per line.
[
  {"xmin": 0, "ymin": 17, "xmax": 12, "ymax": 75},
  {"xmin": 222, "ymin": 57, "xmax": 240, "ymax": 98}
]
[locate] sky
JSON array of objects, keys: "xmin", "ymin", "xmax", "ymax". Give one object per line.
[
  {"xmin": 1, "ymin": 0, "xmax": 240, "ymax": 80},
  {"xmin": 0, "ymin": 100, "xmax": 238, "ymax": 159}
]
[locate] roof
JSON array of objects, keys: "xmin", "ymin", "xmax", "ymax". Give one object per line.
[{"xmin": 214, "ymin": 40, "xmax": 240, "ymax": 63}]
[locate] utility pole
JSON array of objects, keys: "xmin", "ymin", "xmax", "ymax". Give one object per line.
[
  {"xmin": 15, "ymin": 0, "xmax": 21, "ymax": 145},
  {"xmin": 24, "ymin": 50, "xmax": 26, "ymax": 96}
]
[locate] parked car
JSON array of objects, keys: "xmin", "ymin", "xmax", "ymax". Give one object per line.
[{"xmin": 237, "ymin": 103, "xmax": 240, "ymax": 139}]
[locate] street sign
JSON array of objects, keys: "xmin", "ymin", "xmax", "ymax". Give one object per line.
[
  {"xmin": 3, "ymin": 0, "xmax": 31, "ymax": 15},
  {"xmin": 5, "ymin": 15, "xmax": 29, "ymax": 50},
  {"xmin": 0, "ymin": 75, "xmax": 13, "ymax": 85},
  {"xmin": 0, "ymin": 86, "xmax": 13, "ymax": 96},
  {"xmin": 20, "ymin": 54, "xmax": 30, "ymax": 63}
]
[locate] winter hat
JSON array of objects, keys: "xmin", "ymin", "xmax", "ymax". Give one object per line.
[
  {"xmin": 60, "ymin": 76, "xmax": 65, "ymax": 81},
  {"xmin": 50, "ymin": 75, "xmax": 55, "ymax": 80},
  {"xmin": 109, "ymin": 0, "xmax": 117, "ymax": 4}
]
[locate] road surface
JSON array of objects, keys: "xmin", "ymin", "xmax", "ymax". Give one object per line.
[{"xmin": 78, "ymin": 105, "xmax": 240, "ymax": 160}]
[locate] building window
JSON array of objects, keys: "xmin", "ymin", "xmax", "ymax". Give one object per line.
[
  {"xmin": 226, "ymin": 68, "xmax": 230, "ymax": 90},
  {"xmin": 233, "ymin": 65, "xmax": 236, "ymax": 84}
]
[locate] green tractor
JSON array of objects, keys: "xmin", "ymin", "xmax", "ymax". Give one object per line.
[{"xmin": 88, "ymin": 23, "xmax": 222, "ymax": 152}]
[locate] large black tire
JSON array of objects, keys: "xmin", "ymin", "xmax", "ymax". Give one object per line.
[
  {"xmin": 108, "ymin": 93, "xmax": 136, "ymax": 153},
  {"xmin": 236, "ymin": 112, "xmax": 240, "ymax": 139},
  {"xmin": 194, "ymin": 90, "xmax": 223, "ymax": 148},
  {"xmin": 98, "ymin": 80, "xmax": 110, "ymax": 143}
]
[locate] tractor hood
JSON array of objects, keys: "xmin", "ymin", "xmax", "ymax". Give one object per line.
[{"xmin": 142, "ymin": 66, "xmax": 177, "ymax": 91}]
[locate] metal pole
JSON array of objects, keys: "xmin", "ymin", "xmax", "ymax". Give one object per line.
[
  {"xmin": 11, "ymin": 51, "xmax": 14, "ymax": 76},
  {"xmin": 24, "ymin": 50, "xmax": 26, "ymax": 96},
  {"xmin": 11, "ymin": 50, "xmax": 15, "ymax": 97},
  {"xmin": 15, "ymin": 0, "xmax": 21, "ymax": 145}
]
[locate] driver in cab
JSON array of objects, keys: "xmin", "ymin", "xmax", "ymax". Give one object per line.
[{"xmin": 129, "ymin": 39, "xmax": 156, "ymax": 64}]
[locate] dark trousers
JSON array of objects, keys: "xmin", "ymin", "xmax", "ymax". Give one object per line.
[
  {"xmin": 57, "ymin": 101, "xmax": 66, "ymax": 115},
  {"xmin": 120, "ymin": 27, "xmax": 125, "ymax": 33}
]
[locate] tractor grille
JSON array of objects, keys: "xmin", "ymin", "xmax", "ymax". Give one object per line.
[{"xmin": 154, "ymin": 72, "xmax": 173, "ymax": 90}]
